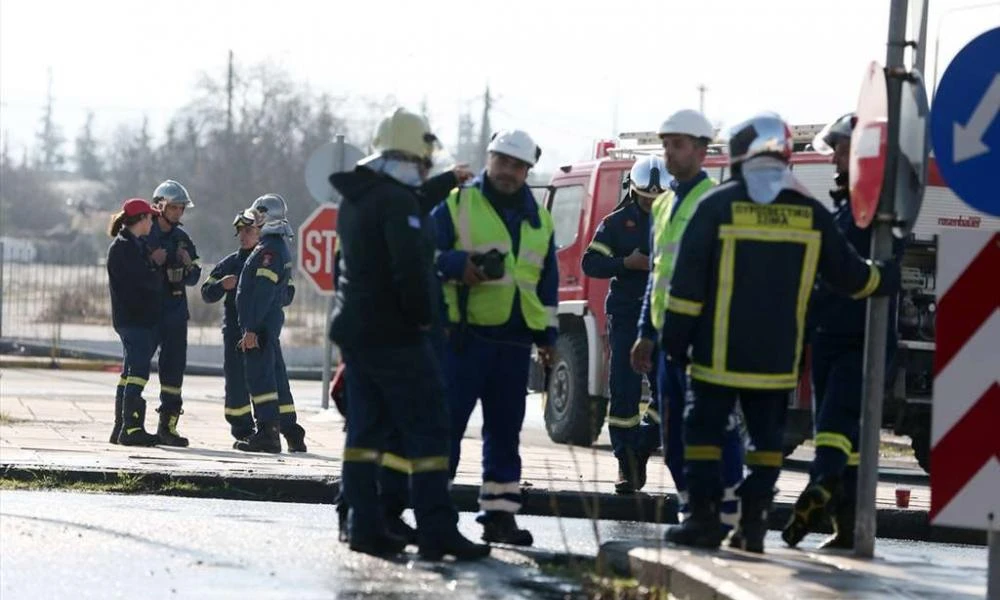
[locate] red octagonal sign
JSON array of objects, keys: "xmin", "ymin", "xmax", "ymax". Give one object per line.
[
  {"xmin": 297, "ymin": 205, "xmax": 338, "ymax": 295},
  {"xmin": 850, "ymin": 61, "xmax": 890, "ymax": 228}
]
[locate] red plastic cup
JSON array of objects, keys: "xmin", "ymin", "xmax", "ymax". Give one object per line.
[{"xmin": 895, "ymin": 488, "xmax": 911, "ymax": 508}]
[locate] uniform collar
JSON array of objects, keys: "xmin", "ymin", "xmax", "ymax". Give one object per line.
[
  {"xmin": 671, "ymin": 170, "xmax": 709, "ymax": 200},
  {"xmin": 473, "ymin": 171, "xmax": 541, "ymax": 228}
]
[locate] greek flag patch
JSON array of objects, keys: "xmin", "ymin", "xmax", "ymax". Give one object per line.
[{"xmin": 407, "ymin": 215, "xmax": 421, "ymax": 229}]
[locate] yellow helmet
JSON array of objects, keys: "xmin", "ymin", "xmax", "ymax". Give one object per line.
[{"xmin": 372, "ymin": 108, "xmax": 440, "ymax": 163}]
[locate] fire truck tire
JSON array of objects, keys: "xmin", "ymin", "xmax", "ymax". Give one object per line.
[
  {"xmin": 544, "ymin": 329, "xmax": 606, "ymax": 446},
  {"xmin": 910, "ymin": 427, "xmax": 930, "ymax": 474}
]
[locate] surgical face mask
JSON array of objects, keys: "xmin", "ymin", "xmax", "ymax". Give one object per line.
[{"xmin": 358, "ymin": 153, "xmax": 424, "ymax": 187}]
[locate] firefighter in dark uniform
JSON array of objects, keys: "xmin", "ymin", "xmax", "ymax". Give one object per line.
[
  {"xmin": 329, "ymin": 107, "xmax": 488, "ymax": 560},
  {"xmin": 331, "ymin": 166, "xmax": 475, "ymax": 546},
  {"xmin": 783, "ymin": 112, "xmax": 903, "ymax": 550},
  {"xmin": 582, "ymin": 155, "xmax": 667, "ymax": 494},
  {"xmin": 231, "ymin": 194, "xmax": 307, "ymax": 453},
  {"xmin": 107, "ymin": 198, "xmax": 163, "ymax": 447},
  {"xmin": 201, "ymin": 209, "xmax": 296, "ymax": 442},
  {"xmin": 144, "ymin": 180, "xmax": 200, "ymax": 447},
  {"xmin": 661, "ymin": 113, "xmax": 899, "ymax": 553}
]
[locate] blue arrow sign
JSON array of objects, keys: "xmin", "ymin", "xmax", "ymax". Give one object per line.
[{"xmin": 930, "ymin": 27, "xmax": 1000, "ymax": 218}]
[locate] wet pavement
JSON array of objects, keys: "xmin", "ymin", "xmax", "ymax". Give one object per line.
[
  {"xmin": 0, "ymin": 490, "xmax": 668, "ymax": 599},
  {"xmin": 2, "ymin": 490, "xmax": 988, "ymax": 599}
]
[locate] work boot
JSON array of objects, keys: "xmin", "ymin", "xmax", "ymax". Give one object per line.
[
  {"xmin": 336, "ymin": 497, "xmax": 349, "ymax": 543},
  {"xmin": 283, "ymin": 423, "xmax": 308, "ymax": 453},
  {"xmin": 109, "ymin": 395, "xmax": 123, "ymax": 444},
  {"xmin": 117, "ymin": 397, "xmax": 160, "ymax": 447},
  {"xmin": 384, "ymin": 510, "xmax": 418, "ymax": 547},
  {"xmin": 156, "ymin": 408, "xmax": 189, "ymax": 447},
  {"xmin": 419, "ymin": 529, "xmax": 491, "ymax": 561},
  {"xmin": 782, "ymin": 482, "xmax": 834, "ymax": 548},
  {"xmin": 730, "ymin": 496, "xmax": 772, "ymax": 554},
  {"xmin": 665, "ymin": 496, "xmax": 726, "ymax": 549},
  {"xmin": 819, "ymin": 500, "xmax": 855, "ymax": 550},
  {"xmin": 232, "ymin": 426, "xmax": 255, "ymax": 444},
  {"xmin": 349, "ymin": 533, "xmax": 407, "ymax": 558},
  {"xmin": 614, "ymin": 450, "xmax": 644, "ymax": 495},
  {"xmin": 234, "ymin": 421, "xmax": 281, "ymax": 453},
  {"xmin": 478, "ymin": 512, "xmax": 533, "ymax": 546}
]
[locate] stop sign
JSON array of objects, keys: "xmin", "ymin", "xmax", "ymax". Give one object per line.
[{"xmin": 297, "ymin": 205, "xmax": 338, "ymax": 295}]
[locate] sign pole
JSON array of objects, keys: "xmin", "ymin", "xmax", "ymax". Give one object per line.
[
  {"xmin": 319, "ymin": 134, "xmax": 346, "ymax": 410},
  {"xmin": 855, "ymin": 0, "xmax": 908, "ymax": 559},
  {"xmin": 990, "ymin": 525, "xmax": 999, "ymax": 600}
]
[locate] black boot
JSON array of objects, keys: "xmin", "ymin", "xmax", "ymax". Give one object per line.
[
  {"xmin": 117, "ymin": 397, "xmax": 159, "ymax": 447},
  {"xmin": 782, "ymin": 481, "xmax": 835, "ymax": 548},
  {"xmin": 478, "ymin": 512, "xmax": 533, "ymax": 546},
  {"xmin": 634, "ymin": 451, "xmax": 651, "ymax": 491},
  {"xmin": 234, "ymin": 421, "xmax": 281, "ymax": 453},
  {"xmin": 109, "ymin": 395, "xmax": 123, "ymax": 444},
  {"xmin": 156, "ymin": 408, "xmax": 189, "ymax": 447},
  {"xmin": 665, "ymin": 495, "xmax": 726, "ymax": 549},
  {"xmin": 614, "ymin": 456, "xmax": 635, "ymax": 495},
  {"xmin": 419, "ymin": 529, "xmax": 491, "ymax": 561},
  {"xmin": 819, "ymin": 499, "xmax": 855, "ymax": 550},
  {"xmin": 384, "ymin": 510, "xmax": 418, "ymax": 546},
  {"xmin": 336, "ymin": 499, "xmax": 350, "ymax": 543},
  {"xmin": 349, "ymin": 533, "xmax": 407, "ymax": 557},
  {"xmin": 282, "ymin": 423, "xmax": 308, "ymax": 453},
  {"xmin": 730, "ymin": 496, "xmax": 772, "ymax": 554}
]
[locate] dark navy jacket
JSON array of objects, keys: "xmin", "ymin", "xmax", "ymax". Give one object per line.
[
  {"xmin": 432, "ymin": 172, "xmax": 559, "ymax": 347},
  {"xmin": 236, "ymin": 234, "xmax": 292, "ymax": 338},
  {"xmin": 147, "ymin": 218, "xmax": 201, "ymax": 320},
  {"xmin": 809, "ymin": 201, "xmax": 904, "ymax": 343},
  {"xmin": 107, "ymin": 228, "xmax": 162, "ymax": 329},
  {"xmin": 582, "ymin": 199, "xmax": 652, "ymax": 317}
]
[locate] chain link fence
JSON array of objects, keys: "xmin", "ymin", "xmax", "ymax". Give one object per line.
[{"xmin": 0, "ymin": 241, "xmax": 331, "ymax": 371}]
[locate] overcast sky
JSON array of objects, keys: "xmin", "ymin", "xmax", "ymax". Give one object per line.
[{"xmin": 1, "ymin": 0, "xmax": 997, "ymax": 171}]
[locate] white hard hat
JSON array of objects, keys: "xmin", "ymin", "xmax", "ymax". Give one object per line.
[
  {"xmin": 487, "ymin": 129, "xmax": 541, "ymax": 166},
  {"xmin": 658, "ymin": 109, "xmax": 715, "ymax": 141},
  {"xmin": 152, "ymin": 179, "xmax": 194, "ymax": 208}
]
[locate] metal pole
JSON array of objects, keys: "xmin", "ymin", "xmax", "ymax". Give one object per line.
[
  {"xmin": 989, "ymin": 526, "xmax": 1000, "ymax": 600},
  {"xmin": 320, "ymin": 134, "xmax": 346, "ymax": 410},
  {"xmin": 854, "ymin": 0, "xmax": 908, "ymax": 559}
]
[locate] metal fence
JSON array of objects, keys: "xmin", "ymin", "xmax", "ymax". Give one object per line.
[{"xmin": 0, "ymin": 243, "xmax": 331, "ymax": 370}]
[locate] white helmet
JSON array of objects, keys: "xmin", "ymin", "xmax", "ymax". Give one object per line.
[
  {"xmin": 487, "ymin": 129, "xmax": 541, "ymax": 166},
  {"xmin": 658, "ymin": 109, "xmax": 715, "ymax": 141},
  {"xmin": 629, "ymin": 156, "xmax": 671, "ymax": 198}
]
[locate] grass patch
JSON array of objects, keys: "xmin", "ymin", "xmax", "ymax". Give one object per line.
[
  {"xmin": 0, "ymin": 412, "xmax": 26, "ymax": 425},
  {"xmin": 538, "ymin": 560, "xmax": 667, "ymax": 599},
  {"xmin": 0, "ymin": 470, "xmax": 277, "ymax": 500}
]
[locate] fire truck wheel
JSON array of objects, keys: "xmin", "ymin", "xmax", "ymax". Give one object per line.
[
  {"xmin": 910, "ymin": 426, "xmax": 930, "ymax": 474},
  {"xmin": 543, "ymin": 329, "xmax": 606, "ymax": 446}
]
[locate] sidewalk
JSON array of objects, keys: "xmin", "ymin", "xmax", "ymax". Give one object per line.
[
  {"xmin": 0, "ymin": 366, "xmax": 970, "ymax": 544},
  {"xmin": 598, "ymin": 538, "xmax": 987, "ymax": 599}
]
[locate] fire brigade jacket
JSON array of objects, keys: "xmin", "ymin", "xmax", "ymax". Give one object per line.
[{"xmin": 661, "ymin": 178, "xmax": 899, "ymax": 391}]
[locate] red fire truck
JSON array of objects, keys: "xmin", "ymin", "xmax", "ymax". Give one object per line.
[{"xmin": 532, "ymin": 126, "xmax": 1000, "ymax": 472}]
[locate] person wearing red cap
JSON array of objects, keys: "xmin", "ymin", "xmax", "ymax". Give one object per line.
[{"xmin": 106, "ymin": 198, "xmax": 163, "ymax": 446}]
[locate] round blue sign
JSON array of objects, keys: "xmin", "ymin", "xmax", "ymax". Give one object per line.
[{"xmin": 930, "ymin": 27, "xmax": 1000, "ymax": 218}]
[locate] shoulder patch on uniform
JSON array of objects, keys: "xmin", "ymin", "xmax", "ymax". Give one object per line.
[
  {"xmin": 407, "ymin": 215, "xmax": 421, "ymax": 229},
  {"xmin": 260, "ymin": 251, "xmax": 274, "ymax": 267},
  {"xmin": 625, "ymin": 219, "xmax": 636, "ymax": 229}
]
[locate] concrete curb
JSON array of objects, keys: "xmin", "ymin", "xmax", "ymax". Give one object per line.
[{"xmin": 0, "ymin": 463, "xmax": 985, "ymax": 546}]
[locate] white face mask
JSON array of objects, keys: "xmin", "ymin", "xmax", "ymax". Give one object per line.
[
  {"xmin": 740, "ymin": 156, "xmax": 812, "ymax": 204},
  {"xmin": 357, "ymin": 153, "xmax": 424, "ymax": 187}
]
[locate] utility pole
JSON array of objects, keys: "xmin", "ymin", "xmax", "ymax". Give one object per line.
[
  {"xmin": 476, "ymin": 85, "xmax": 493, "ymax": 171},
  {"xmin": 226, "ymin": 50, "xmax": 234, "ymax": 139},
  {"xmin": 697, "ymin": 83, "xmax": 708, "ymax": 114}
]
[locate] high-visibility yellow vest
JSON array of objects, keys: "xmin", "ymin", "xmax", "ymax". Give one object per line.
[
  {"xmin": 649, "ymin": 177, "xmax": 716, "ymax": 330},
  {"xmin": 442, "ymin": 186, "xmax": 556, "ymax": 331}
]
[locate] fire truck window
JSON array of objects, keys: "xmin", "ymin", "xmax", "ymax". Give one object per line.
[{"xmin": 549, "ymin": 185, "xmax": 585, "ymax": 249}]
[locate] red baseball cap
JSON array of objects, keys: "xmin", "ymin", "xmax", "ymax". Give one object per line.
[{"xmin": 122, "ymin": 198, "xmax": 158, "ymax": 217}]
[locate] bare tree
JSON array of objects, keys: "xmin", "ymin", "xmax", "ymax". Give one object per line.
[{"xmin": 74, "ymin": 112, "xmax": 104, "ymax": 180}]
